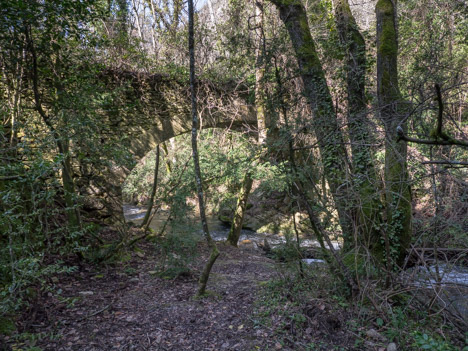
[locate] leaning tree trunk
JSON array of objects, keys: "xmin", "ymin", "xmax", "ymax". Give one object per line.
[
  {"xmin": 141, "ymin": 145, "xmax": 160, "ymax": 228},
  {"xmin": 160, "ymin": 142, "xmax": 173, "ymax": 174},
  {"xmin": 334, "ymin": 0, "xmax": 383, "ymax": 256},
  {"xmin": 226, "ymin": 172, "xmax": 253, "ymax": 246},
  {"xmin": 269, "ymin": 0, "xmax": 353, "ymax": 243},
  {"xmin": 376, "ymin": 0, "xmax": 412, "ymax": 266},
  {"xmin": 188, "ymin": 0, "xmax": 219, "ymax": 296},
  {"xmin": 227, "ymin": 0, "xmax": 266, "ymax": 247}
]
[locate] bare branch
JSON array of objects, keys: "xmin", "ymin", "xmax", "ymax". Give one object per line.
[
  {"xmin": 397, "ymin": 84, "xmax": 468, "ymax": 148},
  {"xmin": 397, "ymin": 130, "xmax": 468, "ymax": 147},
  {"xmin": 421, "ymin": 160, "xmax": 468, "ymax": 167}
]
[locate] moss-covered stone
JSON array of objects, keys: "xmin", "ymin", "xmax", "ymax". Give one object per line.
[
  {"xmin": 257, "ymin": 220, "xmax": 293, "ymax": 236},
  {"xmin": 257, "ymin": 213, "xmax": 308, "ymax": 236}
]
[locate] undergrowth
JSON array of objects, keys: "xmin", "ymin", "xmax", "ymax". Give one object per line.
[{"xmin": 252, "ymin": 245, "xmax": 467, "ymax": 351}]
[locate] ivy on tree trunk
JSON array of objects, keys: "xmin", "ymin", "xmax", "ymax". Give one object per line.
[{"xmin": 334, "ymin": 0, "xmax": 384, "ymax": 256}]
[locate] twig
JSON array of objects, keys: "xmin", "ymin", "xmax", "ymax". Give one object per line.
[
  {"xmin": 78, "ymin": 302, "xmax": 113, "ymax": 321},
  {"xmin": 0, "ymin": 175, "xmax": 22, "ymax": 180}
]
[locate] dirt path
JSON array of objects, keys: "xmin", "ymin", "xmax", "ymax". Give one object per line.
[{"xmin": 24, "ymin": 243, "xmax": 279, "ymax": 351}]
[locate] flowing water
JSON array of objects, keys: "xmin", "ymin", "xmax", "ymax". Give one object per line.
[
  {"xmin": 123, "ymin": 204, "xmax": 258, "ymax": 241},
  {"xmin": 403, "ymin": 264, "xmax": 468, "ymax": 321},
  {"xmin": 122, "ymin": 204, "xmax": 335, "ymax": 250}
]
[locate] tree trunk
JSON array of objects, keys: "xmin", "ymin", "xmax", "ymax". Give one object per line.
[
  {"xmin": 376, "ymin": 0, "xmax": 412, "ymax": 266},
  {"xmin": 269, "ymin": 0, "xmax": 353, "ymax": 243},
  {"xmin": 255, "ymin": 0, "xmax": 268, "ymax": 144},
  {"xmin": 334, "ymin": 0, "xmax": 383, "ymax": 255},
  {"xmin": 141, "ymin": 145, "xmax": 160, "ymax": 228},
  {"xmin": 226, "ymin": 172, "xmax": 253, "ymax": 246},
  {"xmin": 227, "ymin": 0, "xmax": 267, "ymax": 247},
  {"xmin": 275, "ymin": 60, "xmax": 357, "ymax": 294},
  {"xmin": 188, "ymin": 0, "xmax": 219, "ymax": 296},
  {"xmin": 160, "ymin": 141, "xmax": 173, "ymax": 174}
]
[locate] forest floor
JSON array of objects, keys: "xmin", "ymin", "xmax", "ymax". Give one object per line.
[{"xmin": 8, "ymin": 240, "xmax": 375, "ymax": 351}]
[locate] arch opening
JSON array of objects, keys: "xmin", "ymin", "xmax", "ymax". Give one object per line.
[{"xmin": 121, "ymin": 128, "xmax": 259, "ymax": 241}]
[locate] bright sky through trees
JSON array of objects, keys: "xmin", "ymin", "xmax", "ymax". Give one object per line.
[{"xmin": 196, "ymin": 0, "xmax": 207, "ymax": 11}]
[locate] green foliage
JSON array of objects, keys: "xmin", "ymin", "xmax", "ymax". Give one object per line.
[
  {"xmin": 0, "ymin": 317, "xmax": 15, "ymax": 336},
  {"xmin": 6, "ymin": 329, "xmax": 61, "ymax": 351},
  {"xmin": 123, "ymin": 129, "xmax": 293, "ymax": 281},
  {"xmin": 397, "ymin": 0, "xmax": 467, "ymax": 253},
  {"xmin": 123, "ymin": 129, "xmax": 289, "ymax": 215},
  {"xmin": 0, "ymin": 152, "xmax": 83, "ymax": 318},
  {"xmin": 0, "ymin": 0, "xmax": 136, "ymax": 325},
  {"xmin": 153, "ymin": 224, "xmax": 202, "ymax": 279},
  {"xmin": 342, "ymin": 248, "xmax": 379, "ymax": 278},
  {"xmin": 0, "ymin": 0, "xmax": 466, "ymax": 347},
  {"xmin": 411, "ymin": 332, "xmax": 461, "ymax": 351},
  {"xmin": 368, "ymin": 304, "xmax": 464, "ymax": 350}
]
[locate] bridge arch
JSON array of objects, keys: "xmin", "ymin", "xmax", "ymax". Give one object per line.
[{"xmin": 83, "ymin": 69, "xmax": 256, "ymax": 217}]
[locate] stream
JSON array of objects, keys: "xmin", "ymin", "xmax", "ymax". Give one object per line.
[
  {"xmin": 123, "ymin": 204, "xmax": 263, "ymax": 242},
  {"xmin": 123, "ymin": 204, "xmax": 336, "ymax": 250}
]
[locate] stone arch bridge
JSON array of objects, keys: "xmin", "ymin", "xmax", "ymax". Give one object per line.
[{"xmin": 81, "ymin": 69, "xmax": 256, "ymax": 216}]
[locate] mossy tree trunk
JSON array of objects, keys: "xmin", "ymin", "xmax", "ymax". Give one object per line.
[
  {"xmin": 334, "ymin": 0, "xmax": 383, "ymax": 256},
  {"xmin": 226, "ymin": 172, "xmax": 254, "ymax": 246},
  {"xmin": 160, "ymin": 142, "xmax": 173, "ymax": 174},
  {"xmin": 276, "ymin": 61, "xmax": 357, "ymax": 293},
  {"xmin": 255, "ymin": 0, "xmax": 268, "ymax": 145},
  {"xmin": 227, "ymin": 0, "xmax": 266, "ymax": 247},
  {"xmin": 269, "ymin": 0, "xmax": 353, "ymax": 243},
  {"xmin": 188, "ymin": 0, "xmax": 219, "ymax": 296},
  {"xmin": 141, "ymin": 145, "xmax": 160, "ymax": 228},
  {"xmin": 376, "ymin": 0, "xmax": 412, "ymax": 266}
]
